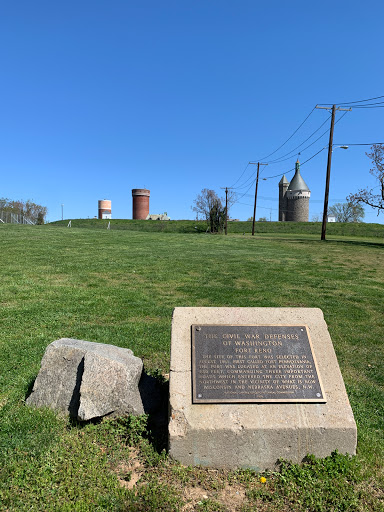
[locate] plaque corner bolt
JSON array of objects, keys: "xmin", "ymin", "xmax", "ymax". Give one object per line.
[{"xmin": 196, "ymin": 326, "xmax": 201, "ymax": 331}]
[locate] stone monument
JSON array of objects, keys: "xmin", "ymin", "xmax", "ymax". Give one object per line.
[{"xmin": 168, "ymin": 307, "xmax": 357, "ymax": 471}]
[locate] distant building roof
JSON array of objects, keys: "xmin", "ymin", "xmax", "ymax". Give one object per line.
[
  {"xmin": 287, "ymin": 160, "xmax": 310, "ymax": 192},
  {"xmin": 146, "ymin": 213, "xmax": 170, "ymax": 221},
  {"xmin": 279, "ymin": 174, "xmax": 289, "ymax": 185}
]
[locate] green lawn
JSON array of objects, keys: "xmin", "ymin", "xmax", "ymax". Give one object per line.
[
  {"xmin": 0, "ymin": 224, "xmax": 383, "ymax": 511},
  {"xmin": 49, "ymin": 217, "xmax": 384, "ymax": 238}
]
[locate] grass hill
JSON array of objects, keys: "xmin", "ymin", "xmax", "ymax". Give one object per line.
[{"xmin": 48, "ymin": 218, "xmax": 384, "ymax": 238}]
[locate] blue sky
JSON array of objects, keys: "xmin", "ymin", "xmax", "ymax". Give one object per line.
[{"xmin": 1, "ymin": 1, "xmax": 383, "ymax": 223}]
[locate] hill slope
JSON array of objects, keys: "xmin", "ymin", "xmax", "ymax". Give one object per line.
[{"xmin": 48, "ymin": 218, "xmax": 384, "ymax": 238}]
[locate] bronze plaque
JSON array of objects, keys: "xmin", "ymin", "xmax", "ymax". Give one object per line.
[{"xmin": 192, "ymin": 325, "xmax": 326, "ymax": 403}]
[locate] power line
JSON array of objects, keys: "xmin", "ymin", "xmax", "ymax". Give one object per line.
[
  {"xmin": 350, "ymin": 105, "xmax": 384, "ymax": 109},
  {"xmin": 234, "ymin": 109, "xmax": 349, "ymax": 194},
  {"xmin": 236, "ymin": 138, "xmax": 328, "ymax": 187},
  {"xmin": 334, "ymin": 142, "xmax": 384, "ymax": 146},
  {"xmin": 232, "ymin": 178, "xmax": 256, "ymax": 204},
  {"xmin": 236, "ymin": 201, "xmax": 278, "ymax": 211},
  {"xmin": 256, "ymin": 106, "xmax": 316, "ymax": 161},
  {"xmin": 318, "ymin": 94, "xmax": 384, "ymax": 106},
  {"xmin": 246, "ymin": 111, "xmax": 350, "ymax": 181},
  {"xmin": 262, "ymin": 146, "xmax": 327, "ymax": 180},
  {"xmin": 232, "ymin": 178, "xmax": 257, "ymax": 205},
  {"xmin": 265, "ymin": 114, "xmax": 331, "ymax": 164},
  {"xmin": 232, "ymin": 166, "xmax": 261, "ymax": 191},
  {"xmin": 230, "ymin": 102, "xmax": 348, "ymax": 190},
  {"xmin": 346, "ymin": 101, "xmax": 384, "ymax": 106},
  {"xmin": 232, "ymin": 122, "xmax": 329, "ymax": 189},
  {"xmin": 228, "ymin": 162, "xmax": 250, "ymax": 189},
  {"xmin": 233, "ymin": 108, "xmax": 349, "ymax": 189},
  {"xmin": 232, "ymin": 160, "xmax": 270, "ymax": 191},
  {"xmin": 266, "ymin": 121, "xmax": 331, "ymax": 165},
  {"xmin": 230, "ymin": 108, "xmax": 318, "ymax": 190},
  {"xmin": 230, "ymin": 95, "xmax": 380, "ymax": 194},
  {"xmin": 239, "ymin": 193, "xmax": 344, "ymax": 203},
  {"xmin": 240, "ymin": 194, "xmax": 277, "ymax": 201}
]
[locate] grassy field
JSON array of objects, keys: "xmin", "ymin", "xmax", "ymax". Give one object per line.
[
  {"xmin": 49, "ymin": 218, "xmax": 384, "ymax": 238},
  {"xmin": 0, "ymin": 224, "xmax": 383, "ymax": 511}
]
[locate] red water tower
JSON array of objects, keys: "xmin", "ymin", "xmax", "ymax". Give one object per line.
[
  {"xmin": 132, "ymin": 189, "xmax": 150, "ymax": 219},
  {"xmin": 98, "ymin": 199, "xmax": 112, "ymax": 219}
]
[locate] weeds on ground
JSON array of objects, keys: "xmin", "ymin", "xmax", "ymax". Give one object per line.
[
  {"xmin": 97, "ymin": 415, "xmax": 373, "ymax": 512},
  {"xmin": 246, "ymin": 451, "xmax": 363, "ymax": 512}
]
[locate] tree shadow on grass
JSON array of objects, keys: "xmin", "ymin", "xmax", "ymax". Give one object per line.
[
  {"xmin": 260, "ymin": 236, "xmax": 383, "ymax": 249},
  {"xmin": 329, "ymin": 239, "xmax": 384, "ymax": 249}
]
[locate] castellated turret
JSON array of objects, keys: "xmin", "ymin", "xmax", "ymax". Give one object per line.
[{"xmin": 278, "ymin": 160, "xmax": 310, "ymax": 222}]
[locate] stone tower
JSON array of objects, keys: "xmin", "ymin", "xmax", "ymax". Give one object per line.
[
  {"xmin": 278, "ymin": 175, "xmax": 289, "ymax": 221},
  {"xmin": 132, "ymin": 189, "xmax": 150, "ymax": 219},
  {"xmin": 278, "ymin": 160, "xmax": 310, "ymax": 222}
]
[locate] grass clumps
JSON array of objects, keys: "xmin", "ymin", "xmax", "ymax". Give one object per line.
[
  {"xmin": 98, "ymin": 415, "xmax": 370, "ymax": 512},
  {"xmin": 0, "ymin": 409, "xmax": 380, "ymax": 511},
  {"xmin": 124, "ymin": 480, "xmax": 182, "ymax": 512},
  {"xmin": 195, "ymin": 498, "xmax": 229, "ymax": 511},
  {"xmin": 246, "ymin": 451, "xmax": 363, "ymax": 512}
]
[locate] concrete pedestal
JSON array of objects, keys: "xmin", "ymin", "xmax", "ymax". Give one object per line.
[{"xmin": 168, "ymin": 307, "xmax": 357, "ymax": 471}]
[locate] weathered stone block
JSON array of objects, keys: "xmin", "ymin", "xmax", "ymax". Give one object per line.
[
  {"xmin": 168, "ymin": 307, "xmax": 357, "ymax": 471},
  {"xmin": 26, "ymin": 338, "xmax": 144, "ymax": 420}
]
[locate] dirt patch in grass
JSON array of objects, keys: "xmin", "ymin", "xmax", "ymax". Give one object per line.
[
  {"xmin": 180, "ymin": 483, "xmax": 246, "ymax": 511},
  {"xmin": 216, "ymin": 483, "xmax": 247, "ymax": 510},
  {"xmin": 115, "ymin": 448, "xmax": 145, "ymax": 490},
  {"xmin": 157, "ymin": 469, "xmax": 249, "ymax": 511},
  {"xmin": 235, "ymin": 278, "xmax": 255, "ymax": 289}
]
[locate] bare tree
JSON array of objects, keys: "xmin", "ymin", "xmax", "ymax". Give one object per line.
[
  {"xmin": 348, "ymin": 144, "xmax": 384, "ymax": 216},
  {"xmin": 192, "ymin": 189, "xmax": 231, "ymax": 233},
  {"xmin": 192, "ymin": 189, "xmax": 219, "ymax": 221},
  {"xmin": 328, "ymin": 202, "xmax": 365, "ymax": 223}
]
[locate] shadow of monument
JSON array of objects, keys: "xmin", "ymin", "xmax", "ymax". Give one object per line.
[{"xmin": 139, "ymin": 372, "xmax": 169, "ymax": 453}]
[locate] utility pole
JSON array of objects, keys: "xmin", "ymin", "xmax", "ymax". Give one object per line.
[
  {"xmin": 61, "ymin": 204, "xmax": 64, "ymax": 221},
  {"xmin": 220, "ymin": 187, "xmax": 233, "ymax": 235},
  {"xmin": 249, "ymin": 162, "xmax": 268, "ymax": 236},
  {"xmin": 316, "ymin": 104, "xmax": 351, "ymax": 240}
]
